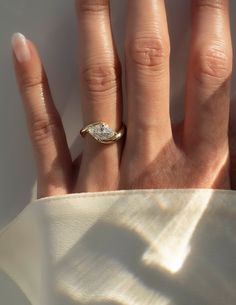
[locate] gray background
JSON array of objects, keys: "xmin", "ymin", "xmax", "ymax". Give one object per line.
[{"xmin": 1, "ymin": 0, "xmax": 236, "ymax": 231}]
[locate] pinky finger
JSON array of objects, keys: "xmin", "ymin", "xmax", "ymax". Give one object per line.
[{"xmin": 11, "ymin": 33, "xmax": 72, "ymax": 198}]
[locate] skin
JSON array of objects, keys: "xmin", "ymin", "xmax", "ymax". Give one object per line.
[{"xmin": 12, "ymin": 0, "xmax": 236, "ymax": 198}]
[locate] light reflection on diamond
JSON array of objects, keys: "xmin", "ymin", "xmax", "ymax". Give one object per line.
[{"xmin": 88, "ymin": 123, "xmax": 116, "ymax": 141}]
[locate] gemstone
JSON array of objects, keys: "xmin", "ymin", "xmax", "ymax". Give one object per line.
[{"xmin": 88, "ymin": 123, "xmax": 116, "ymax": 141}]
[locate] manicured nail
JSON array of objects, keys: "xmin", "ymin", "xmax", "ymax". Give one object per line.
[{"xmin": 11, "ymin": 33, "xmax": 31, "ymax": 63}]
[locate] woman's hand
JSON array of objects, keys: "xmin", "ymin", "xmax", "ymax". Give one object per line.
[{"xmin": 12, "ymin": 0, "xmax": 233, "ymax": 198}]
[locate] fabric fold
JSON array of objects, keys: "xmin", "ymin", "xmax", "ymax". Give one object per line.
[{"xmin": 0, "ymin": 189, "xmax": 236, "ymax": 305}]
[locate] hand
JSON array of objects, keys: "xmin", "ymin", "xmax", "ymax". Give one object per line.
[{"xmin": 12, "ymin": 0, "xmax": 234, "ymax": 198}]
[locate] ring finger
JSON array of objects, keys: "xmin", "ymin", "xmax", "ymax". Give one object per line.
[{"xmin": 75, "ymin": 0, "xmax": 123, "ymax": 192}]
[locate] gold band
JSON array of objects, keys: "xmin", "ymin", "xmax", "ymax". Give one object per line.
[{"xmin": 80, "ymin": 121, "xmax": 126, "ymax": 144}]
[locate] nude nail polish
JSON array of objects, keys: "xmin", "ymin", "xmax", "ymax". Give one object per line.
[{"xmin": 11, "ymin": 33, "xmax": 31, "ymax": 63}]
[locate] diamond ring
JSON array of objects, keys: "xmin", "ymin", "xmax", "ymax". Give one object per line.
[{"xmin": 80, "ymin": 121, "xmax": 126, "ymax": 144}]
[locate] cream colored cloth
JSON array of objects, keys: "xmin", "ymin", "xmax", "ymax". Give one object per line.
[{"xmin": 0, "ymin": 189, "xmax": 235, "ymax": 305}]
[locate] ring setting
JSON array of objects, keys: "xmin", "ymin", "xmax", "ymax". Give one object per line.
[{"xmin": 80, "ymin": 121, "xmax": 126, "ymax": 144}]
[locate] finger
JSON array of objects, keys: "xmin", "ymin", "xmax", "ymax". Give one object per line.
[
  {"xmin": 125, "ymin": 0, "xmax": 172, "ymax": 154},
  {"xmin": 12, "ymin": 33, "xmax": 72, "ymax": 198},
  {"xmin": 184, "ymin": 0, "xmax": 232, "ymax": 155},
  {"xmin": 75, "ymin": 0, "xmax": 123, "ymax": 192}
]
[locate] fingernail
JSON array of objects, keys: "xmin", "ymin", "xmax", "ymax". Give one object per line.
[{"xmin": 11, "ymin": 32, "xmax": 31, "ymax": 63}]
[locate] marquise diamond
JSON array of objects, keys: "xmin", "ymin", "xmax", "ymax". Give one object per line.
[{"xmin": 88, "ymin": 123, "xmax": 116, "ymax": 141}]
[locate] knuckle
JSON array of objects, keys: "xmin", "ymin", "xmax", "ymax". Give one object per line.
[
  {"xmin": 193, "ymin": 0, "xmax": 226, "ymax": 10},
  {"xmin": 31, "ymin": 115, "xmax": 61, "ymax": 144},
  {"xmin": 76, "ymin": 0, "xmax": 108, "ymax": 14},
  {"xmin": 127, "ymin": 35, "xmax": 170, "ymax": 71},
  {"xmin": 194, "ymin": 48, "xmax": 232, "ymax": 83},
  {"xmin": 21, "ymin": 73, "xmax": 45, "ymax": 90},
  {"xmin": 81, "ymin": 62, "xmax": 121, "ymax": 95}
]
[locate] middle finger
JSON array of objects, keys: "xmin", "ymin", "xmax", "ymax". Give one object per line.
[{"xmin": 125, "ymin": 0, "xmax": 172, "ymax": 155}]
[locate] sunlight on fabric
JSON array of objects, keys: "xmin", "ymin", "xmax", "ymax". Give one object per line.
[
  {"xmin": 97, "ymin": 190, "xmax": 214, "ymax": 274},
  {"xmin": 142, "ymin": 191, "xmax": 213, "ymax": 273},
  {"xmin": 56, "ymin": 253, "xmax": 172, "ymax": 305},
  {"xmin": 0, "ymin": 189, "xmax": 235, "ymax": 305}
]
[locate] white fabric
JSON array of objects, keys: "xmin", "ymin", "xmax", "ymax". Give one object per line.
[{"xmin": 0, "ymin": 189, "xmax": 235, "ymax": 305}]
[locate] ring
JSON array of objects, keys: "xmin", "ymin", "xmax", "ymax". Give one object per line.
[{"xmin": 80, "ymin": 121, "xmax": 126, "ymax": 144}]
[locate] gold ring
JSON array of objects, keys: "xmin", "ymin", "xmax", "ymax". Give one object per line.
[{"xmin": 80, "ymin": 121, "xmax": 126, "ymax": 144}]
